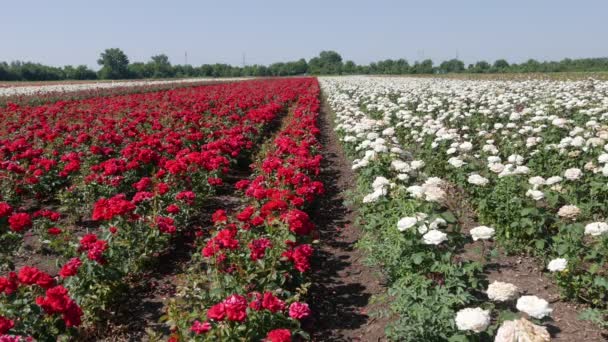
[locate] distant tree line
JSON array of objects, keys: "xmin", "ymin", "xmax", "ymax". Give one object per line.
[{"xmin": 3, "ymin": 48, "xmax": 608, "ymax": 81}]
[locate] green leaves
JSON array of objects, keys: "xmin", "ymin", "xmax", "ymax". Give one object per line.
[{"xmin": 441, "ymin": 211, "xmax": 457, "ymax": 224}]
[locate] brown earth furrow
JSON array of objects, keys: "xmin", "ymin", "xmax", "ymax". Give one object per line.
[{"xmin": 308, "ymin": 96, "xmax": 388, "ymax": 342}]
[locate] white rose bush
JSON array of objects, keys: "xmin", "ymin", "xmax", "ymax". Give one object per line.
[{"xmin": 320, "ymin": 76, "xmax": 608, "ymax": 340}]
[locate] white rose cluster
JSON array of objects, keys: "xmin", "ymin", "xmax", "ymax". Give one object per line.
[
  {"xmin": 487, "ymin": 281, "xmax": 519, "ymax": 302},
  {"xmin": 455, "ymin": 307, "xmax": 491, "ymax": 332},
  {"xmin": 516, "ymin": 296, "xmax": 553, "ymax": 319}
]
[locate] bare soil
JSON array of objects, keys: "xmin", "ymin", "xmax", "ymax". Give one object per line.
[{"xmin": 307, "ymin": 96, "xmax": 388, "ymax": 341}]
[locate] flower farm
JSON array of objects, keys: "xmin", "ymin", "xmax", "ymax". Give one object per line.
[{"xmin": 0, "ymin": 76, "xmax": 607, "ymax": 341}]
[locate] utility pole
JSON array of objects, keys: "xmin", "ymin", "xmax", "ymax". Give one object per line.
[
  {"xmin": 242, "ymin": 52, "xmax": 246, "ymax": 67},
  {"xmin": 417, "ymin": 49, "xmax": 425, "ymax": 61},
  {"xmin": 185, "ymin": 51, "xmax": 188, "ymax": 65}
]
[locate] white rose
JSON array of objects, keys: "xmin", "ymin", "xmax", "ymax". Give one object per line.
[
  {"xmin": 495, "ymin": 318, "xmax": 550, "ymax": 342},
  {"xmin": 598, "ymin": 153, "xmax": 608, "ymax": 164},
  {"xmin": 487, "ymin": 156, "xmax": 501, "ymax": 164},
  {"xmin": 516, "ymin": 296, "xmax": 552, "ymax": 319},
  {"xmin": 410, "ymin": 160, "xmax": 425, "ymax": 170},
  {"xmin": 397, "ymin": 173, "xmax": 409, "ymax": 181},
  {"xmin": 429, "ymin": 218, "xmax": 447, "ymax": 230},
  {"xmin": 448, "ymin": 157, "xmax": 465, "ymax": 168},
  {"xmin": 391, "ymin": 160, "xmax": 410, "ymax": 172},
  {"xmin": 545, "ymin": 176, "xmax": 562, "ymax": 185},
  {"xmin": 406, "ymin": 185, "xmax": 424, "ymax": 198},
  {"xmin": 528, "ymin": 176, "xmax": 546, "ymax": 187},
  {"xmin": 514, "ymin": 166, "xmax": 530, "ymax": 174},
  {"xmin": 584, "ymin": 222, "xmax": 608, "ymax": 236},
  {"xmin": 455, "ymin": 307, "xmax": 491, "ymax": 332},
  {"xmin": 468, "ymin": 174, "xmax": 489, "ymax": 186},
  {"xmin": 526, "ymin": 189, "xmax": 544, "ymax": 201},
  {"xmin": 423, "ymin": 185, "xmax": 446, "ymax": 202},
  {"xmin": 397, "ymin": 217, "xmax": 417, "ymax": 232},
  {"xmin": 470, "ymin": 226, "xmax": 495, "ymax": 241},
  {"xmin": 422, "ymin": 230, "xmax": 448, "ymax": 245},
  {"xmin": 372, "ymin": 176, "xmax": 390, "ymax": 190},
  {"xmin": 382, "ymin": 127, "xmax": 395, "ymax": 136},
  {"xmin": 547, "ymin": 258, "xmax": 567, "ymax": 272},
  {"xmin": 563, "ymin": 168, "xmax": 582, "ymax": 180},
  {"xmin": 489, "ymin": 163, "xmax": 505, "ymax": 173},
  {"xmin": 487, "ymin": 281, "xmax": 519, "ymax": 302},
  {"xmin": 557, "ymin": 205, "xmax": 580, "ymax": 219},
  {"xmin": 459, "ymin": 141, "xmax": 473, "ymax": 152}
]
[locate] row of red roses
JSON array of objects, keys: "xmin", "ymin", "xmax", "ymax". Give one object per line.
[
  {"xmin": 0, "ymin": 79, "xmax": 313, "ymax": 339},
  {"xmin": 169, "ymin": 79, "xmax": 323, "ymax": 342}
]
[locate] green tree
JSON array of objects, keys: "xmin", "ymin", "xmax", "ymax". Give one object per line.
[
  {"xmin": 308, "ymin": 51, "xmax": 343, "ymax": 75},
  {"xmin": 343, "ymin": 60, "xmax": 356, "ymax": 74},
  {"xmin": 148, "ymin": 54, "xmax": 173, "ymax": 78},
  {"xmin": 492, "ymin": 59, "xmax": 510, "ymax": 72},
  {"xmin": 439, "ymin": 59, "xmax": 465, "ymax": 73},
  {"xmin": 470, "ymin": 61, "xmax": 491, "ymax": 73},
  {"xmin": 128, "ymin": 62, "xmax": 152, "ymax": 79},
  {"xmin": 97, "ymin": 48, "xmax": 130, "ymax": 79},
  {"xmin": 64, "ymin": 65, "xmax": 97, "ymax": 80},
  {"xmin": 412, "ymin": 59, "xmax": 434, "ymax": 74}
]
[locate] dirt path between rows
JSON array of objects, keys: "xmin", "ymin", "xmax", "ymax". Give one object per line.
[{"xmin": 307, "ymin": 96, "xmax": 388, "ymax": 342}]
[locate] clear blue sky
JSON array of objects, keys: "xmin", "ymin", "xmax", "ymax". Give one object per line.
[{"xmin": 2, "ymin": 0, "xmax": 607, "ymax": 69}]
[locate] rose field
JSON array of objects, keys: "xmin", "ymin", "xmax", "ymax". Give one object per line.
[{"xmin": 0, "ymin": 76, "xmax": 607, "ymax": 341}]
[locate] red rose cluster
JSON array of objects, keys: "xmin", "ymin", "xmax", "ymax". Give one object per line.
[
  {"xmin": 1, "ymin": 78, "xmax": 322, "ymax": 340},
  {"xmin": 0, "ymin": 266, "xmax": 83, "ymax": 334},
  {"xmin": 176, "ymin": 78, "xmax": 322, "ymax": 340}
]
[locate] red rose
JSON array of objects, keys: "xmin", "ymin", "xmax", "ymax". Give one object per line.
[
  {"xmin": 251, "ymin": 216, "xmax": 265, "ymax": 226},
  {"xmin": 282, "ymin": 209, "xmax": 314, "ymax": 235},
  {"xmin": 207, "ymin": 177, "xmax": 223, "ymax": 186},
  {"xmin": 211, "ymin": 209, "xmax": 227, "ymax": 224},
  {"xmin": 248, "ymin": 292, "xmax": 263, "ymax": 311},
  {"xmin": 36, "ymin": 285, "xmax": 83, "ymax": 327},
  {"xmin": 206, "ymin": 303, "xmax": 226, "ymax": 321},
  {"xmin": 132, "ymin": 177, "xmax": 152, "ymax": 191},
  {"xmin": 47, "ymin": 227, "xmax": 62, "ymax": 235},
  {"xmin": 87, "ymin": 240, "xmax": 108, "ymax": 263},
  {"xmin": 236, "ymin": 206, "xmax": 255, "ymax": 222},
  {"xmin": 18, "ymin": 266, "xmax": 54, "ymax": 288},
  {"xmin": 36, "ymin": 285, "xmax": 71, "ymax": 313},
  {"xmin": 59, "ymin": 258, "xmax": 82, "ymax": 278},
  {"xmin": 289, "ymin": 302, "xmax": 311, "ymax": 320},
  {"xmin": 176, "ymin": 191, "xmax": 196, "ymax": 205},
  {"xmin": 156, "ymin": 216, "xmax": 176, "ymax": 234},
  {"xmin": 62, "ymin": 301, "xmax": 83, "ymax": 327},
  {"xmin": 215, "ymin": 229, "xmax": 239, "ymax": 250},
  {"xmin": 92, "ymin": 194, "xmax": 135, "ymax": 221},
  {"xmin": 166, "ymin": 204, "xmax": 180, "ymax": 214},
  {"xmin": 262, "ymin": 292, "xmax": 285, "ymax": 313},
  {"xmin": 0, "ymin": 316, "xmax": 14, "ymax": 334},
  {"xmin": 190, "ymin": 320, "xmax": 211, "ymax": 334},
  {"xmin": 223, "ymin": 294, "xmax": 248, "ymax": 322},
  {"xmin": 248, "ymin": 238, "xmax": 272, "ymax": 261},
  {"xmin": 0, "ymin": 202, "xmax": 13, "ymax": 218},
  {"xmin": 156, "ymin": 182, "xmax": 170, "ymax": 195},
  {"xmin": 266, "ymin": 329, "xmax": 291, "ymax": 342},
  {"xmin": 79, "ymin": 234, "xmax": 98, "ymax": 251},
  {"xmin": 0, "ymin": 273, "xmax": 18, "ymax": 295},
  {"xmin": 234, "ymin": 179, "xmax": 250, "ymax": 190},
  {"xmin": 8, "ymin": 212, "xmax": 32, "ymax": 232}
]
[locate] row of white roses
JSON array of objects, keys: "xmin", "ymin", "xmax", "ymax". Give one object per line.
[
  {"xmin": 0, "ymin": 77, "xmax": 249, "ymax": 97},
  {"xmin": 319, "ymin": 76, "xmax": 607, "ymax": 340}
]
